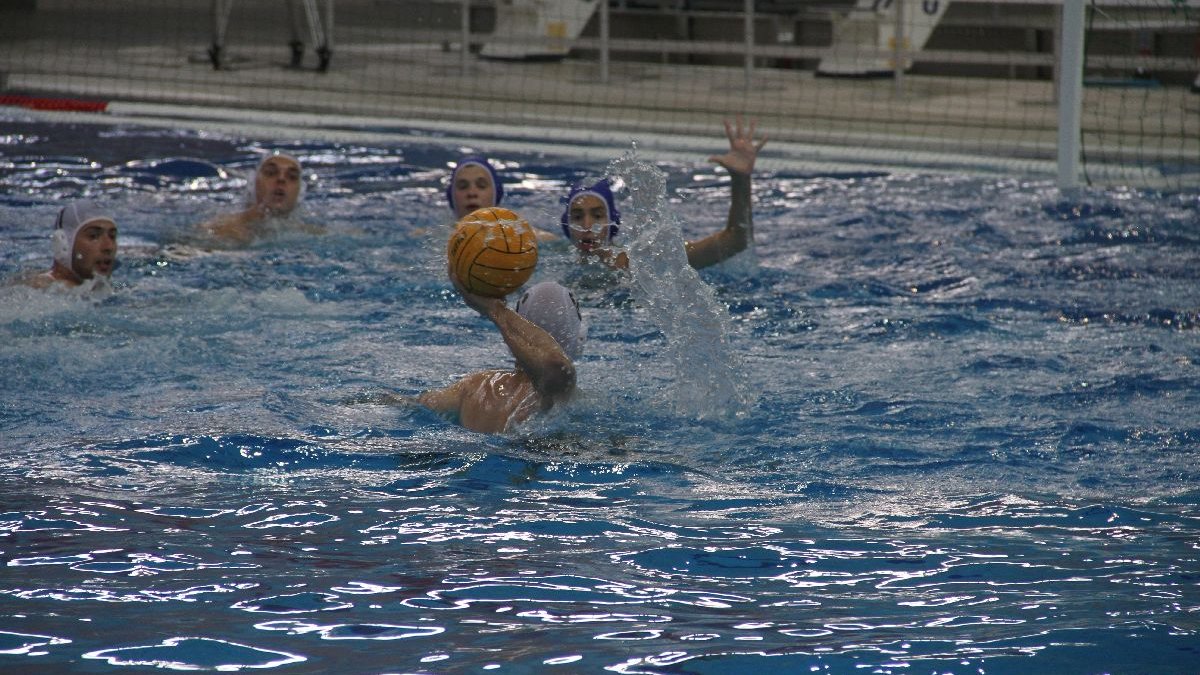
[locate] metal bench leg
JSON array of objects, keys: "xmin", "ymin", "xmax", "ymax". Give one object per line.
[
  {"xmin": 287, "ymin": 0, "xmax": 307, "ymax": 66},
  {"xmin": 300, "ymin": 0, "xmax": 333, "ymax": 71},
  {"xmin": 316, "ymin": 0, "xmax": 334, "ymax": 72},
  {"xmin": 210, "ymin": 0, "xmax": 234, "ymax": 69}
]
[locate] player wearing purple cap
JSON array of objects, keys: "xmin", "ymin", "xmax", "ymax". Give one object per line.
[
  {"xmin": 562, "ymin": 117, "xmax": 767, "ymax": 270},
  {"xmin": 446, "ymin": 155, "xmax": 505, "ymax": 220}
]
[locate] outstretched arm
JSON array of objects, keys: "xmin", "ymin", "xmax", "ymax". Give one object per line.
[{"xmin": 685, "ymin": 116, "xmax": 768, "ymax": 270}]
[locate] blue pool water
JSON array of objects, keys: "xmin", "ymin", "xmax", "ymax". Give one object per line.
[{"xmin": 1, "ymin": 112, "xmax": 1198, "ymax": 674}]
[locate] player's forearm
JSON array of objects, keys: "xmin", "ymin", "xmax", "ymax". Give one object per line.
[
  {"xmin": 726, "ymin": 171, "xmax": 753, "ymax": 245},
  {"xmin": 491, "ymin": 307, "xmax": 575, "ymax": 399},
  {"xmin": 686, "ymin": 173, "xmax": 753, "ymax": 269}
]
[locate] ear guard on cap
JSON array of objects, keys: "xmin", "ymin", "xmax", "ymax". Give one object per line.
[
  {"xmin": 52, "ymin": 229, "xmax": 71, "ymax": 268},
  {"xmin": 52, "ymin": 207, "xmax": 73, "ymax": 269}
]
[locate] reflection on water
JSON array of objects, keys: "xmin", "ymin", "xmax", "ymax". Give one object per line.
[
  {"xmin": 1, "ymin": 114, "xmax": 1198, "ymax": 673},
  {"xmin": 5, "ymin": 461, "xmax": 1197, "ymax": 672}
]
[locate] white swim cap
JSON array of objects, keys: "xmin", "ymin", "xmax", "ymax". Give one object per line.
[
  {"xmin": 257, "ymin": 152, "xmax": 301, "ymax": 172},
  {"xmin": 514, "ymin": 281, "xmax": 586, "ymax": 360},
  {"xmin": 52, "ymin": 200, "xmax": 114, "ymax": 270},
  {"xmin": 247, "ymin": 152, "xmax": 305, "ymax": 207}
]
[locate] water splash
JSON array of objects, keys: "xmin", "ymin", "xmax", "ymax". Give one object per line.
[{"xmin": 607, "ymin": 149, "xmax": 751, "ymax": 420}]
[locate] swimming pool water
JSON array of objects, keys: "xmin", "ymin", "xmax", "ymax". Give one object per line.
[{"xmin": 1, "ymin": 112, "xmax": 1199, "ymax": 674}]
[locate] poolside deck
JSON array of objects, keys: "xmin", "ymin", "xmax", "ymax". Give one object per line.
[{"xmin": 1, "ymin": 1, "xmax": 1197, "ymax": 185}]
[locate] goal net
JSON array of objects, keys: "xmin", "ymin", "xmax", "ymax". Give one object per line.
[{"xmin": 0, "ymin": 0, "xmax": 1196, "ymax": 190}]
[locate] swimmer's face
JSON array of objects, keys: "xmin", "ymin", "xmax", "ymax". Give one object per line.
[
  {"xmin": 567, "ymin": 194, "xmax": 610, "ymax": 254},
  {"xmin": 452, "ymin": 165, "xmax": 496, "ymax": 219},
  {"xmin": 255, "ymin": 156, "xmax": 302, "ymax": 214},
  {"xmin": 72, "ymin": 219, "xmax": 118, "ymax": 280}
]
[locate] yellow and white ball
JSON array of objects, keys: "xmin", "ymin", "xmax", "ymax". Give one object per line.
[{"xmin": 447, "ymin": 207, "xmax": 538, "ymax": 297}]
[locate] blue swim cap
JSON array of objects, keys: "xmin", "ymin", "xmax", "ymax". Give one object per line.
[
  {"xmin": 445, "ymin": 155, "xmax": 504, "ymax": 213},
  {"xmin": 559, "ymin": 178, "xmax": 620, "ymax": 241}
]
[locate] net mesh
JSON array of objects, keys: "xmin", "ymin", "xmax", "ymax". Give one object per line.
[{"xmin": 0, "ymin": 0, "xmax": 1196, "ymax": 189}]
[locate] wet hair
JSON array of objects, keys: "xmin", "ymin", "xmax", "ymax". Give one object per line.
[
  {"xmin": 559, "ymin": 178, "xmax": 620, "ymax": 241},
  {"xmin": 445, "ymin": 155, "xmax": 504, "ymax": 213}
]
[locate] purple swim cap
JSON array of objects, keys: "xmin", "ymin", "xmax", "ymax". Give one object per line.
[
  {"xmin": 559, "ymin": 178, "xmax": 620, "ymax": 241},
  {"xmin": 445, "ymin": 155, "xmax": 504, "ymax": 213}
]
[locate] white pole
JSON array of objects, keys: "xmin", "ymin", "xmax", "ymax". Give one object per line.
[
  {"xmin": 744, "ymin": 0, "xmax": 754, "ymax": 87},
  {"xmin": 461, "ymin": 0, "xmax": 470, "ymax": 75},
  {"xmin": 324, "ymin": 0, "xmax": 334, "ymax": 54},
  {"xmin": 893, "ymin": 0, "xmax": 906, "ymax": 96},
  {"xmin": 601, "ymin": 0, "xmax": 610, "ymax": 84},
  {"xmin": 1058, "ymin": 0, "xmax": 1085, "ymax": 190}
]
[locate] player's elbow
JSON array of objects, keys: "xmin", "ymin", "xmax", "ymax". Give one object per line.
[
  {"xmin": 539, "ymin": 357, "xmax": 576, "ymax": 402},
  {"xmin": 726, "ymin": 224, "xmax": 750, "ymax": 252}
]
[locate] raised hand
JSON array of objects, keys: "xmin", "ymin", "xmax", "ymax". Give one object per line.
[{"xmin": 708, "ymin": 115, "xmax": 768, "ymax": 176}]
